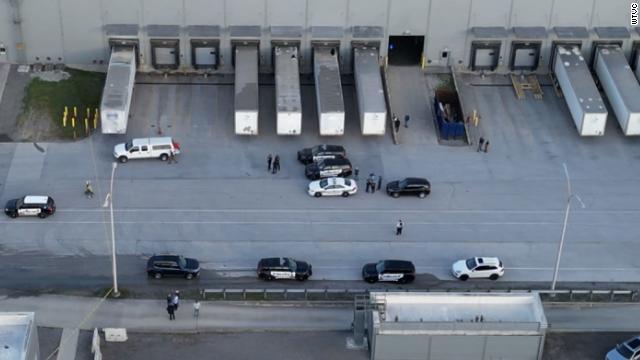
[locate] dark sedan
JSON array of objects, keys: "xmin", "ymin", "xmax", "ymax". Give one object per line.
[
  {"xmin": 297, "ymin": 144, "xmax": 346, "ymax": 165},
  {"xmin": 386, "ymin": 177, "xmax": 431, "ymax": 198}
]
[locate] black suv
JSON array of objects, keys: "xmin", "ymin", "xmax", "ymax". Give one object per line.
[
  {"xmin": 257, "ymin": 257, "xmax": 312, "ymax": 281},
  {"xmin": 305, "ymin": 158, "xmax": 352, "ymax": 180},
  {"xmin": 5, "ymin": 195, "xmax": 56, "ymax": 218},
  {"xmin": 362, "ymin": 260, "xmax": 416, "ymax": 284},
  {"xmin": 147, "ymin": 255, "xmax": 200, "ymax": 279},
  {"xmin": 297, "ymin": 144, "xmax": 346, "ymax": 165},
  {"xmin": 386, "ymin": 178, "xmax": 431, "ymax": 198}
]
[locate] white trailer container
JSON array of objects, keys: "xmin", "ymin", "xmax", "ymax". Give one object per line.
[
  {"xmin": 275, "ymin": 46, "xmax": 302, "ymax": 135},
  {"xmin": 314, "ymin": 46, "xmax": 345, "ymax": 136},
  {"xmin": 101, "ymin": 46, "xmax": 136, "ymax": 134},
  {"xmin": 234, "ymin": 45, "xmax": 259, "ymax": 135},
  {"xmin": 594, "ymin": 46, "xmax": 640, "ymax": 136},
  {"xmin": 554, "ymin": 46, "xmax": 608, "ymax": 136},
  {"xmin": 354, "ymin": 47, "xmax": 386, "ymax": 135}
]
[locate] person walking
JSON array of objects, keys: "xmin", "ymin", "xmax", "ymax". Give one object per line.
[
  {"xmin": 354, "ymin": 167, "xmax": 359, "ymax": 180},
  {"xmin": 477, "ymin": 137, "xmax": 485, "ymax": 152},
  {"xmin": 272, "ymin": 155, "xmax": 280, "ymax": 174},
  {"xmin": 395, "ymin": 219, "xmax": 404, "ymax": 236},
  {"xmin": 172, "ymin": 290, "xmax": 180, "ymax": 311},
  {"xmin": 404, "ymin": 114, "xmax": 410, "ymax": 128},
  {"xmin": 483, "ymin": 140, "xmax": 490, "ymax": 153},
  {"xmin": 84, "ymin": 181, "xmax": 94, "ymax": 199},
  {"xmin": 267, "ymin": 153, "xmax": 273, "ymax": 171},
  {"xmin": 377, "ymin": 175, "xmax": 383, "ymax": 191},
  {"xmin": 167, "ymin": 303, "xmax": 175, "ymax": 320},
  {"xmin": 193, "ymin": 300, "xmax": 201, "ymax": 318},
  {"xmin": 368, "ymin": 174, "xmax": 376, "ymax": 194},
  {"xmin": 167, "ymin": 149, "xmax": 177, "ymax": 164},
  {"xmin": 393, "ymin": 117, "xmax": 401, "ymax": 133}
]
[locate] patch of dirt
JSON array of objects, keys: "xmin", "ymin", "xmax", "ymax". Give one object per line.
[
  {"xmin": 31, "ymin": 70, "xmax": 71, "ymax": 82},
  {"xmin": 12, "ymin": 107, "xmax": 66, "ymax": 142}
]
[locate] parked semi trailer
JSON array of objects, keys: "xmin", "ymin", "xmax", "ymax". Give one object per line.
[
  {"xmin": 100, "ymin": 46, "xmax": 136, "ymax": 134},
  {"xmin": 354, "ymin": 47, "xmax": 386, "ymax": 135},
  {"xmin": 275, "ymin": 46, "xmax": 302, "ymax": 135},
  {"xmin": 314, "ymin": 46, "xmax": 345, "ymax": 136},
  {"xmin": 553, "ymin": 46, "xmax": 607, "ymax": 136},
  {"xmin": 234, "ymin": 45, "xmax": 259, "ymax": 135},
  {"xmin": 594, "ymin": 46, "xmax": 640, "ymax": 136}
]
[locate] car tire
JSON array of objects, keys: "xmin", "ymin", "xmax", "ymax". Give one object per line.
[
  {"xmin": 489, "ymin": 274, "xmax": 499, "ymax": 281},
  {"xmin": 186, "ymin": 273, "xmax": 194, "ymax": 280},
  {"xmin": 418, "ymin": 192, "xmax": 426, "ymax": 198},
  {"xmin": 160, "ymin": 154, "xmax": 168, "ymax": 161},
  {"xmin": 38, "ymin": 212, "xmax": 47, "ymax": 219},
  {"xmin": 118, "ymin": 156, "xmax": 128, "ymax": 163},
  {"xmin": 392, "ymin": 192, "xmax": 400, "ymax": 198},
  {"xmin": 8, "ymin": 212, "xmax": 17, "ymax": 218},
  {"xmin": 154, "ymin": 273, "xmax": 162, "ymax": 279},
  {"xmin": 296, "ymin": 275, "xmax": 306, "ymax": 281},
  {"xmin": 397, "ymin": 277, "xmax": 407, "ymax": 284},
  {"xmin": 365, "ymin": 278, "xmax": 377, "ymax": 284},
  {"xmin": 459, "ymin": 274, "xmax": 469, "ymax": 281},
  {"xmin": 342, "ymin": 192, "xmax": 350, "ymax": 197},
  {"xmin": 314, "ymin": 192, "xmax": 322, "ymax": 198}
]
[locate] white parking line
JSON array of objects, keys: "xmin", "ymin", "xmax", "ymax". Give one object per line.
[{"xmin": 51, "ymin": 208, "xmax": 640, "ymax": 214}]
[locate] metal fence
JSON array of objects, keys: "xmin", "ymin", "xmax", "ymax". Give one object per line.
[{"xmin": 201, "ymin": 288, "xmax": 638, "ymax": 302}]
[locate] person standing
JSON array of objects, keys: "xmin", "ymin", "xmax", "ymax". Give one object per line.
[
  {"xmin": 167, "ymin": 303, "xmax": 175, "ymax": 320},
  {"xmin": 166, "ymin": 294, "xmax": 173, "ymax": 307},
  {"xmin": 394, "ymin": 117, "xmax": 401, "ymax": 133},
  {"xmin": 168, "ymin": 149, "xmax": 177, "ymax": 164},
  {"xmin": 272, "ymin": 155, "xmax": 280, "ymax": 174},
  {"xmin": 396, "ymin": 219, "xmax": 404, "ymax": 236},
  {"xmin": 368, "ymin": 174, "xmax": 376, "ymax": 194},
  {"xmin": 365, "ymin": 177, "xmax": 372, "ymax": 193},
  {"xmin": 193, "ymin": 300, "xmax": 201, "ymax": 318},
  {"xmin": 84, "ymin": 181, "xmax": 94, "ymax": 199},
  {"xmin": 483, "ymin": 140, "xmax": 490, "ymax": 153},
  {"xmin": 404, "ymin": 114, "xmax": 410, "ymax": 128},
  {"xmin": 172, "ymin": 290, "xmax": 180, "ymax": 311},
  {"xmin": 267, "ymin": 153, "xmax": 273, "ymax": 171},
  {"xmin": 354, "ymin": 167, "xmax": 359, "ymax": 180},
  {"xmin": 377, "ymin": 175, "xmax": 383, "ymax": 191},
  {"xmin": 477, "ymin": 137, "xmax": 485, "ymax": 152}
]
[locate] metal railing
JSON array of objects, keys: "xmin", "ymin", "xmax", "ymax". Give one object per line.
[{"xmin": 201, "ymin": 288, "xmax": 638, "ymax": 303}]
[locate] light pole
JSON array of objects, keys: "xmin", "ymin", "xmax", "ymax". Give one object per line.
[
  {"xmin": 103, "ymin": 162, "xmax": 120, "ymax": 297},
  {"xmin": 551, "ymin": 163, "xmax": 585, "ymax": 290}
]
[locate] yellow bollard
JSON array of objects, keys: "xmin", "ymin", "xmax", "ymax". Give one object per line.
[
  {"xmin": 73, "ymin": 106, "xmax": 77, "ymax": 118},
  {"xmin": 94, "ymin": 108, "xmax": 99, "ymax": 129},
  {"xmin": 86, "ymin": 108, "xmax": 90, "ymax": 119},
  {"xmin": 64, "ymin": 106, "xmax": 68, "ymax": 116},
  {"xmin": 63, "ymin": 114, "xmax": 67, "ymax": 127},
  {"xmin": 71, "ymin": 117, "xmax": 76, "ymax": 128},
  {"xmin": 84, "ymin": 118, "xmax": 89, "ymax": 135}
]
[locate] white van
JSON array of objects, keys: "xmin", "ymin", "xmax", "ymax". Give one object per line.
[{"xmin": 113, "ymin": 137, "xmax": 181, "ymax": 163}]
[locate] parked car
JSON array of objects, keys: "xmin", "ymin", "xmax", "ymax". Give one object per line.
[
  {"xmin": 297, "ymin": 144, "xmax": 346, "ymax": 165},
  {"xmin": 147, "ymin": 254, "xmax": 200, "ymax": 279},
  {"xmin": 606, "ymin": 335, "xmax": 640, "ymax": 360},
  {"xmin": 4, "ymin": 195, "xmax": 56, "ymax": 219},
  {"xmin": 305, "ymin": 158, "xmax": 352, "ymax": 180},
  {"xmin": 451, "ymin": 257, "xmax": 504, "ymax": 281},
  {"xmin": 257, "ymin": 257, "xmax": 312, "ymax": 281},
  {"xmin": 386, "ymin": 177, "xmax": 431, "ymax": 198},
  {"xmin": 362, "ymin": 260, "xmax": 416, "ymax": 284},
  {"xmin": 113, "ymin": 137, "xmax": 181, "ymax": 163},
  {"xmin": 308, "ymin": 177, "xmax": 357, "ymax": 197}
]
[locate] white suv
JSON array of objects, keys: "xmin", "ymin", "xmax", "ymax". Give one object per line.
[{"xmin": 452, "ymin": 257, "xmax": 504, "ymax": 281}]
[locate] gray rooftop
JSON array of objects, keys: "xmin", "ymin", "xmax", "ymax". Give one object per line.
[
  {"xmin": 353, "ymin": 47, "xmax": 386, "ymax": 114},
  {"xmin": 0, "ymin": 312, "xmax": 36, "ymax": 360},
  {"xmin": 311, "ymin": 26, "xmax": 343, "ymax": 39},
  {"xmin": 146, "ymin": 25, "xmax": 180, "ymax": 37},
  {"xmin": 513, "ymin": 26, "xmax": 547, "ymax": 39},
  {"xmin": 275, "ymin": 46, "xmax": 302, "ymax": 114},
  {"xmin": 230, "ymin": 25, "xmax": 261, "ymax": 38},
  {"xmin": 314, "ymin": 46, "xmax": 345, "ymax": 114},
  {"xmin": 555, "ymin": 46, "xmax": 607, "ymax": 114},
  {"xmin": 234, "ymin": 45, "xmax": 259, "ymax": 112},
  {"xmin": 554, "ymin": 26, "xmax": 589, "ymax": 39},
  {"xmin": 186, "ymin": 25, "xmax": 220, "ymax": 37},
  {"xmin": 594, "ymin": 26, "xmax": 630, "ymax": 39},
  {"xmin": 596, "ymin": 46, "xmax": 640, "ymax": 112},
  {"xmin": 472, "ymin": 26, "xmax": 508, "ymax": 39},
  {"xmin": 102, "ymin": 48, "xmax": 136, "ymax": 110},
  {"xmin": 104, "ymin": 24, "xmax": 139, "ymax": 37},
  {"xmin": 352, "ymin": 26, "xmax": 384, "ymax": 39},
  {"xmin": 271, "ymin": 26, "xmax": 303, "ymax": 39}
]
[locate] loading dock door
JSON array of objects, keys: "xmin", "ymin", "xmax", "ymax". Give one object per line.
[
  {"xmin": 151, "ymin": 39, "xmax": 179, "ymax": 70},
  {"xmin": 470, "ymin": 42, "xmax": 501, "ymax": 71},
  {"xmin": 513, "ymin": 49, "xmax": 536, "ymax": 68},
  {"xmin": 195, "ymin": 47, "xmax": 216, "ymax": 66},
  {"xmin": 475, "ymin": 49, "xmax": 497, "ymax": 68},
  {"xmin": 155, "ymin": 48, "xmax": 176, "ymax": 65}
]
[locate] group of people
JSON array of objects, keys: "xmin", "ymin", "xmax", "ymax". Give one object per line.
[
  {"xmin": 267, "ymin": 154, "xmax": 281, "ymax": 174},
  {"xmin": 393, "ymin": 113, "xmax": 411, "ymax": 133},
  {"xmin": 365, "ymin": 173, "xmax": 382, "ymax": 193},
  {"xmin": 166, "ymin": 290, "xmax": 200, "ymax": 320}
]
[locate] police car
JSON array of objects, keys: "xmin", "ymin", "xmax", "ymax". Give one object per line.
[
  {"xmin": 362, "ymin": 260, "xmax": 416, "ymax": 284},
  {"xmin": 308, "ymin": 177, "xmax": 358, "ymax": 197},
  {"xmin": 4, "ymin": 195, "xmax": 56, "ymax": 219},
  {"xmin": 297, "ymin": 144, "xmax": 346, "ymax": 165},
  {"xmin": 304, "ymin": 158, "xmax": 352, "ymax": 180},
  {"xmin": 257, "ymin": 257, "xmax": 313, "ymax": 281}
]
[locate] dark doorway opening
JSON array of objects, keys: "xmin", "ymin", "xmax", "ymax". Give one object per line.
[{"xmin": 388, "ymin": 36, "xmax": 424, "ymax": 65}]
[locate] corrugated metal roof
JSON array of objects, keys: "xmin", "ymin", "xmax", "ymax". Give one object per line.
[
  {"xmin": 513, "ymin": 26, "xmax": 547, "ymax": 39},
  {"xmin": 472, "ymin": 26, "xmax": 507, "ymax": 39},
  {"xmin": 554, "ymin": 26, "xmax": 589, "ymax": 39},
  {"xmin": 271, "ymin": 26, "xmax": 303, "ymax": 39},
  {"xmin": 275, "ymin": 46, "xmax": 302, "ymax": 113},
  {"xmin": 104, "ymin": 24, "xmax": 139, "ymax": 37},
  {"xmin": 314, "ymin": 46, "xmax": 344, "ymax": 114},
  {"xmin": 594, "ymin": 26, "xmax": 630, "ymax": 39},
  {"xmin": 187, "ymin": 25, "xmax": 220, "ymax": 37},
  {"xmin": 311, "ymin": 26, "xmax": 343, "ymax": 39},
  {"xmin": 352, "ymin": 26, "xmax": 384, "ymax": 39},
  {"xmin": 234, "ymin": 45, "xmax": 259, "ymax": 112},
  {"xmin": 146, "ymin": 25, "xmax": 180, "ymax": 37},
  {"xmin": 230, "ymin": 25, "xmax": 261, "ymax": 38}
]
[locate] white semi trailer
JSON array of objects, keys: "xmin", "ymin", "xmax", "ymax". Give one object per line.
[
  {"xmin": 314, "ymin": 46, "xmax": 345, "ymax": 136},
  {"xmin": 100, "ymin": 46, "xmax": 136, "ymax": 134},
  {"xmin": 354, "ymin": 47, "xmax": 386, "ymax": 135},
  {"xmin": 275, "ymin": 46, "xmax": 302, "ymax": 135},
  {"xmin": 234, "ymin": 45, "xmax": 259, "ymax": 135}
]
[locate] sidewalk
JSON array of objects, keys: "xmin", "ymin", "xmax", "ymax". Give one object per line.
[{"xmin": 1, "ymin": 295, "xmax": 640, "ymax": 333}]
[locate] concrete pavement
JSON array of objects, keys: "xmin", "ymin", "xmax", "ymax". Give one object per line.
[{"xmin": 1, "ymin": 295, "xmax": 640, "ymax": 334}]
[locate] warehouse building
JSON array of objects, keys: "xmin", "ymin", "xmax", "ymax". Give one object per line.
[
  {"xmin": 355, "ymin": 292, "xmax": 548, "ymax": 360},
  {"xmin": 0, "ymin": 0, "xmax": 632, "ymax": 75}
]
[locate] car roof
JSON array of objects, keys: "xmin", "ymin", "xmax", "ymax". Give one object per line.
[
  {"xmin": 475, "ymin": 257, "xmax": 502, "ymax": 266},
  {"xmin": 325, "ymin": 177, "xmax": 347, "ymax": 185},
  {"xmin": 403, "ymin": 177, "xmax": 429, "ymax": 185},
  {"xmin": 132, "ymin": 137, "xmax": 173, "ymax": 145},
  {"xmin": 382, "ymin": 260, "xmax": 415, "ymax": 269},
  {"xmin": 625, "ymin": 337, "xmax": 640, "ymax": 350},
  {"xmin": 23, "ymin": 196, "xmax": 49, "ymax": 204},
  {"xmin": 315, "ymin": 144, "xmax": 344, "ymax": 151},
  {"xmin": 260, "ymin": 257, "xmax": 289, "ymax": 267},
  {"xmin": 319, "ymin": 158, "xmax": 351, "ymax": 166}
]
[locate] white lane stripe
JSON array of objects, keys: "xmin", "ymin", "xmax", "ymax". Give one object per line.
[
  {"xmin": 52, "ymin": 208, "xmax": 640, "ymax": 214},
  {"xmin": 0, "ymin": 220, "xmax": 600, "ymax": 225}
]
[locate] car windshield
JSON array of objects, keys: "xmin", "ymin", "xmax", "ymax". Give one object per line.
[
  {"xmin": 398, "ymin": 179, "xmax": 408, "ymax": 188},
  {"xmin": 319, "ymin": 179, "xmax": 328, "ymax": 188},
  {"xmin": 125, "ymin": 142, "xmax": 133, "ymax": 151},
  {"xmin": 178, "ymin": 256, "xmax": 187, "ymax": 268},
  {"xmin": 616, "ymin": 344, "xmax": 634, "ymax": 358},
  {"xmin": 466, "ymin": 258, "xmax": 477, "ymax": 269},
  {"xmin": 286, "ymin": 258, "xmax": 297, "ymax": 271},
  {"xmin": 375, "ymin": 261, "xmax": 385, "ymax": 273}
]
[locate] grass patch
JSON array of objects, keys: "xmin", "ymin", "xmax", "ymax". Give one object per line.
[{"xmin": 22, "ymin": 68, "xmax": 105, "ymax": 139}]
